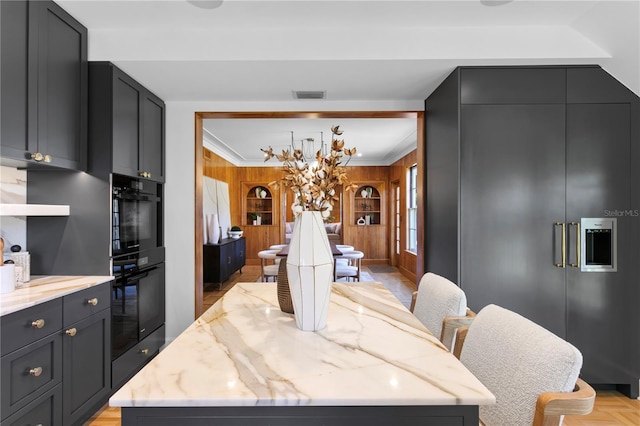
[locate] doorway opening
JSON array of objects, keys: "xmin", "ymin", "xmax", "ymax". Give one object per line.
[{"xmin": 194, "ymin": 111, "xmax": 423, "ymax": 318}]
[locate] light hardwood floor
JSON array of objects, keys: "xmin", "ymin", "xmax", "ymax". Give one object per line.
[{"xmin": 85, "ymin": 266, "xmax": 640, "ymax": 426}]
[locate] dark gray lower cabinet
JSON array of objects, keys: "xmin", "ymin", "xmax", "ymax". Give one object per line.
[
  {"xmin": 63, "ymin": 308, "xmax": 111, "ymax": 425},
  {"xmin": 112, "ymin": 325, "xmax": 165, "ymax": 391},
  {"xmin": 0, "ymin": 282, "xmax": 111, "ymax": 426},
  {"xmin": 425, "ymin": 65, "xmax": 639, "ymax": 397},
  {"xmin": 1, "ymin": 385, "xmax": 62, "ymax": 426}
]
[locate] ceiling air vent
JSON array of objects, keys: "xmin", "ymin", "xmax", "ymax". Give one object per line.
[{"xmin": 293, "ymin": 90, "xmax": 326, "ymax": 100}]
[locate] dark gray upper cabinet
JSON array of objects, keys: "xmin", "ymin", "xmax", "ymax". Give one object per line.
[
  {"xmin": 0, "ymin": 0, "xmax": 87, "ymax": 171},
  {"xmin": 425, "ymin": 65, "xmax": 640, "ymax": 398},
  {"xmin": 89, "ymin": 62, "xmax": 165, "ymax": 182},
  {"xmin": 460, "ymin": 67, "xmax": 566, "ymax": 104}
]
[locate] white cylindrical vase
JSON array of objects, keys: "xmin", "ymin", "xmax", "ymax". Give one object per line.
[
  {"xmin": 0, "ymin": 264, "xmax": 16, "ymax": 294},
  {"xmin": 211, "ymin": 214, "xmax": 221, "ymax": 243},
  {"xmin": 286, "ymin": 211, "xmax": 334, "ymax": 331}
]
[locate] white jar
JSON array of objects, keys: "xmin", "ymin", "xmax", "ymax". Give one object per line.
[
  {"xmin": 10, "ymin": 252, "xmax": 30, "ymax": 282},
  {"xmin": 0, "ymin": 264, "xmax": 15, "ymax": 294}
]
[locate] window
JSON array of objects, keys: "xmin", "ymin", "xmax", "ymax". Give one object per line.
[{"xmin": 407, "ymin": 164, "xmax": 417, "ymax": 253}]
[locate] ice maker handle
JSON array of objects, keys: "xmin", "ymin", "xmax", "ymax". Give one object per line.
[
  {"xmin": 555, "ymin": 222, "xmax": 566, "ymax": 268},
  {"xmin": 570, "ymin": 222, "xmax": 580, "ymax": 268}
]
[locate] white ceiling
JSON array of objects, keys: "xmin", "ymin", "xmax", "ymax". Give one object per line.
[{"xmin": 58, "ymin": 0, "xmax": 640, "ymax": 165}]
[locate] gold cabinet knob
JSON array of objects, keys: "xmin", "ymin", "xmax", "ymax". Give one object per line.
[
  {"xmin": 31, "ymin": 319, "xmax": 45, "ymax": 329},
  {"xmin": 65, "ymin": 328, "xmax": 77, "ymax": 337},
  {"xmin": 43, "ymin": 154, "xmax": 52, "ymax": 163},
  {"xmin": 31, "ymin": 152, "xmax": 44, "ymax": 162},
  {"xmin": 139, "ymin": 348, "xmax": 149, "ymax": 355},
  {"xmin": 29, "ymin": 367, "xmax": 43, "ymax": 377},
  {"xmin": 87, "ymin": 297, "xmax": 98, "ymax": 306},
  {"xmin": 139, "ymin": 171, "xmax": 151, "ymax": 178}
]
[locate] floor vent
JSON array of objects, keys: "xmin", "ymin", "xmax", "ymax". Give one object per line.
[{"xmin": 293, "ymin": 90, "xmax": 326, "ymax": 100}]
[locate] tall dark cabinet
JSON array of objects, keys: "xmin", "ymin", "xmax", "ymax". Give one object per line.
[
  {"xmin": 425, "ymin": 65, "xmax": 640, "ymax": 397},
  {"xmin": 0, "ymin": 0, "xmax": 87, "ymax": 171}
]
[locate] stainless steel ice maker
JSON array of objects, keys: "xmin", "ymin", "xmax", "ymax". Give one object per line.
[{"xmin": 581, "ymin": 218, "xmax": 617, "ymax": 272}]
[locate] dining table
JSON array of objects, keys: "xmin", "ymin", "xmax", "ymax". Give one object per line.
[{"xmin": 110, "ymin": 281, "xmax": 495, "ymax": 425}]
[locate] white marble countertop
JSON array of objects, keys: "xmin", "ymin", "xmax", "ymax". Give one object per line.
[
  {"xmin": 111, "ymin": 282, "xmax": 495, "ymax": 408},
  {"xmin": 0, "ymin": 275, "xmax": 113, "ymax": 316}
]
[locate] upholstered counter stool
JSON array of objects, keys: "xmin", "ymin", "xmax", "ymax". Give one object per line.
[
  {"xmin": 334, "ymin": 250, "xmax": 364, "ymax": 282},
  {"xmin": 257, "ymin": 249, "xmax": 280, "ymax": 282}
]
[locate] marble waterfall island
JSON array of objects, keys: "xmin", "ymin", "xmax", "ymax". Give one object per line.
[{"xmin": 110, "ymin": 282, "xmax": 495, "ymax": 425}]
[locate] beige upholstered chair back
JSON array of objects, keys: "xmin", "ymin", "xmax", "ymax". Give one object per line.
[
  {"xmin": 459, "ymin": 304, "xmax": 583, "ymax": 426},
  {"xmin": 412, "ymin": 273, "xmax": 467, "ymax": 339}
]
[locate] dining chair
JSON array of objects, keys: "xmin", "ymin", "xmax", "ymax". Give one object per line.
[
  {"xmin": 445, "ymin": 304, "xmax": 595, "ymax": 426},
  {"xmin": 410, "ymin": 272, "xmax": 470, "ymax": 350},
  {"xmin": 257, "ymin": 249, "xmax": 280, "ymax": 282},
  {"xmin": 335, "ymin": 244, "xmax": 354, "ymax": 253},
  {"xmin": 334, "ymin": 250, "xmax": 364, "ymax": 282}
]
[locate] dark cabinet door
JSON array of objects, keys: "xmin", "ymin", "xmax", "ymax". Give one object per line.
[
  {"xmin": 566, "ymin": 103, "xmax": 639, "ymax": 387},
  {"xmin": 233, "ymin": 238, "xmax": 246, "ymax": 272},
  {"xmin": 0, "ymin": 0, "xmax": 30, "ymax": 161},
  {"xmin": 141, "ymin": 93, "xmax": 165, "ymax": 182},
  {"xmin": 112, "ymin": 70, "xmax": 142, "ymax": 178},
  {"xmin": 89, "ymin": 62, "xmax": 165, "ymax": 182},
  {"xmin": 460, "ymin": 104, "xmax": 568, "ymax": 338},
  {"xmin": 1, "ymin": 0, "xmax": 87, "ymax": 170},
  {"xmin": 219, "ymin": 243, "xmax": 233, "ymax": 282},
  {"xmin": 138, "ymin": 264, "xmax": 166, "ymax": 341},
  {"xmin": 30, "ymin": 0, "xmax": 87, "ymax": 170},
  {"xmin": 62, "ymin": 308, "xmax": 111, "ymax": 426}
]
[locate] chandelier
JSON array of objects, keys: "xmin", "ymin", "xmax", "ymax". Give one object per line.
[{"xmin": 290, "ymin": 131, "xmax": 326, "ymax": 162}]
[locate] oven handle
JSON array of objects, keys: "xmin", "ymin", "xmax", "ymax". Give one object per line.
[{"xmin": 127, "ymin": 266, "xmax": 158, "ymax": 282}]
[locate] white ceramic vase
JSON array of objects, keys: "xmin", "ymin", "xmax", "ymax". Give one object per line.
[
  {"xmin": 286, "ymin": 211, "xmax": 334, "ymax": 331},
  {"xmin": 210, "ymin": 214, "xmax": 221, "ymax": 244}
]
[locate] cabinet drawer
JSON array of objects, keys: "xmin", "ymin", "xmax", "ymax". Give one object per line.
[
  {"xmin": 112, "ymin": 324, "xmax": 165, "ymax": 390},
  {"xmin": 1, "ymin": 299, "xmax": 63, "ymax": 356},
  {"xmin": 63, "ymin": 282, "xmax": 110, "ymax": 327},
  {"xmin": 1, "ymin": 334, "xmax": 62, "ymax": 420},
  {"xmin": 0, "ymin": 384, "xmax": 62, "ymax": 426}
]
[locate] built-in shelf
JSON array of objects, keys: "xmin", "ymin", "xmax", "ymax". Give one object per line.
[{"xmin": 0, "ymin": 203, "xmax": 70, "ymax": 216}]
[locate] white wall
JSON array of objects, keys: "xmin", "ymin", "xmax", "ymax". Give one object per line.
[{"xmin": 163, "ymin": 100, "xmax": 420, "ymax": 341}]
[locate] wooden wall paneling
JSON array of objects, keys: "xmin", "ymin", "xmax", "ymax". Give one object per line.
[{"xmin": 389, "ymin": 150, "xmax": 418, "ymax": 282}]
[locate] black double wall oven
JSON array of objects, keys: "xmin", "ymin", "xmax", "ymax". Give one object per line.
[{"xmin": 110, "ymin": 174, "xmax": 165, "ymax": 362}]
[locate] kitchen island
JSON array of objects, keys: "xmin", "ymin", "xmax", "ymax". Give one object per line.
[{"xmin": 110, "ymin": 282, "xmax": 495, "ymax": 425}]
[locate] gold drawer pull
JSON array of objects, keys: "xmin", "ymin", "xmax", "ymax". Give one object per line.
[
  {"xmin": 65, "ymin": 328, "xmax": 77, "ymax": 337},
  {"xmin": 139, "ymin": 348, "xmax": 149, "ymax": 355},
  {"xmin": 87, "ymin": 297, "xmax": 99, "ymax": 306},
  {"xmin": 30, "ymin": 152, "xmax": 52, "ymax": 163},
  {"xmin": 29, "ymin": 367, "xmax": 43, "ymax": 377},
  {"xmin": 31, "ymin": 319, "xmax": 45, "ymax": 329}
]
